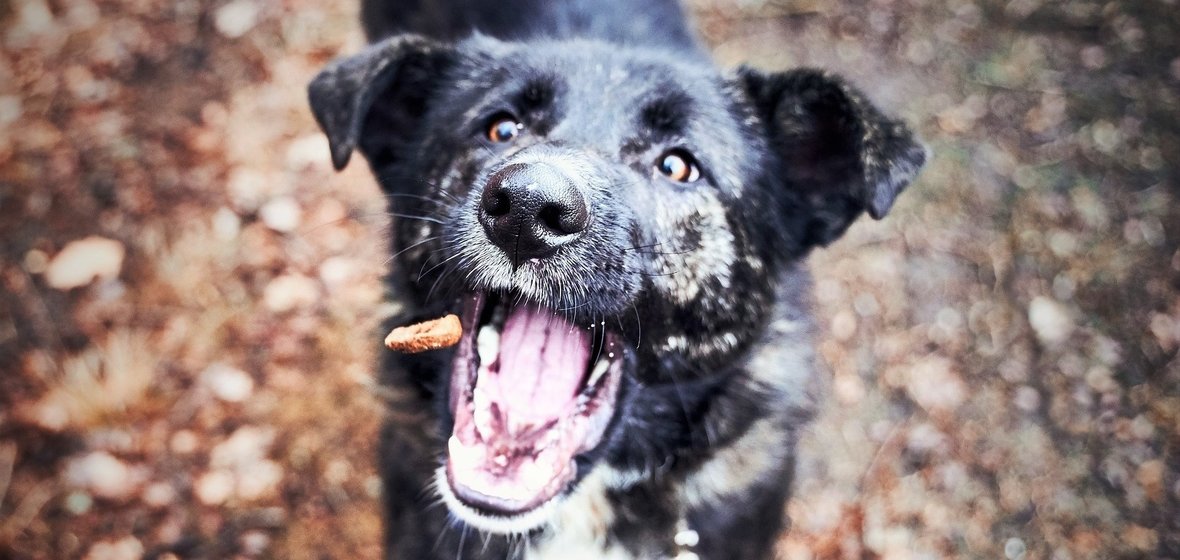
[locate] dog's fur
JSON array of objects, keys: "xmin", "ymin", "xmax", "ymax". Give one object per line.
[{"xmin": 308, "ymin": 0, "xmax": 925, "ymax": 558}]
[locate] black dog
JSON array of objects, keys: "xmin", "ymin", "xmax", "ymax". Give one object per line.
[{"xmin": 309, "ymin": 0, "xmax": 925, "ymax": 557}]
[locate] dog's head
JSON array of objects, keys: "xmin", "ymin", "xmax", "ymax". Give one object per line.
[{"xmin": 309, "ymin": 34, "xmax": 924, "ymax": 532}]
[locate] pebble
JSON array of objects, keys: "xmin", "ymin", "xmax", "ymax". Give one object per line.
[
  {"xmin": 143, "ymin": 481, "xmax": 176, "ymax": 507},
  {"xmin": 240, "ymin": 530, "xmax": 270, "ymax": 556},
  {"xmin": 0, "ymin": 95, "xmax": 22, "ymax": 127},
  {"xmin": 227, "ymin": 167, "xmax": 269, "ymax": 212},
  {"xmin": 285, "ymin": 134, "xmax": 330, "ymax": 170},
  {"xmin": 906, "ymin": 422, "xmax": 948, "ymax": 454},
  {"xmin": 829, "ymin": 310, "xmax": 857, "ymax": 341},
  {"xmin": 44, "ymin": 236, "xmax": 125, "ymax": 290},
  {"xmin": 211, "ymin": 426, "xmax": 276, "ymax": 469},
  {"xmin": 263, "ymin": 274, "xmax": 319, "ymax": 313},
  {"xmin": 84, "ymin": 536, "xmax": 143, "ymax": 560},
  {"xmin": 365, "ymin": 475, "xmax": 383, "ymax": 498},
  {"xmin": 1028, "ymin": 296, "xmax": 1074, "ymax": 345},
  {"xmin": 905, "ymin": 355, "xmax": 966, "ymax": 412},
  {"xmin": 212, "ymin": 206, "xmax": 241, "ymax": 240},
  {"xmin": 324, "ymin": 459, "xmax": 351, "ymax": 485},
  {"xmin": 259, "ymin": 196, "xmax": 302, "ymax": 233},
  {"xmin": 236, "ymin": 459, "xmax": 283, "ymax": 500},
  {"xmin": 1085, "ymin": 366, "xmax": 1116, "ymax": 393},
  {"xmin": 7, "ymin": 0, "xmax": 56, "ymax": 46},
  {"xmin": 23, "ymin": 248, "xmax": 48, "ymax": 273},
  {"xmin": 319, "ymin": 256, "xmax": 360, "ymax": 291},
  {"xmin": 1129, "ymin": 415, "xmax": 1155, "ymax": 440},
  {"xmin": 200, "ymin": 363, "xmax": 255, "ymax": 403},
  {"xmin": 833, "ymin": 372, "xmax": 865, "ymax": 405},
  {"xmin": 64, "ymin": 491, "xmax": 93, "ymax": 515},
  {"xmin": 169, "ymin": 430, "xmax": 199, "ymax": 454},
  {"xmin": 1136, "ymin": 460, "xmax": 1165, "ymax": 500},
  {"xmin": 1013, "ymin": 386, "xmax": 1041, "ymax": 412},
  {"xmin": 64, "ymin": 451, "xmax": 141, "ymax": 500},
  {"xmin": 214, "ymin": 0, "xmax": 260, "ymax": 38},
  {"xmin": 1124, "ymin": 525, "xmax": 1159, "ymax": 551},
  {"xmin": 1004, "ymin": 537, "xmax": 1027, "ymax": 560},
  {"xmin": 190, "ymin": 427, "xmax": 286, "ymax": 503},
  {"xmin": 195, "ymin": 469, "xmax": 235, "ymax": 505}
]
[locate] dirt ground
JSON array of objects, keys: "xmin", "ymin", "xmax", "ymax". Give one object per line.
[{"xmin": 1, "ymin": 0, "xmax": 1177, "ymax": 558}]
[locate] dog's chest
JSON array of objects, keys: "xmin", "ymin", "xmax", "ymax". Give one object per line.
[{"xmin": 525, "ymin": 468, "xmax": 636, "ymax": 560}]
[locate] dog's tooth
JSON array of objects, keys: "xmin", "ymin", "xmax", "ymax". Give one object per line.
[
  {"xmin": 477, "ymin": 325, "xmax": 500, "ymax": 366},
  {"xmin": 473, "ymin": 385, "xmax": 496, "ymax": 438},
  {"xmin": 448, "ymin": 435, "xmax": 480, "ymax": 466},
  {"xmin": 586, "ymin": 356, "xmax": 610, "ymax": 388}
]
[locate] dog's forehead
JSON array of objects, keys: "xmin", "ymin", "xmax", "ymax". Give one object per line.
[
  {"xmin": 455, "ymin": 39, "xmax": 756, "ymax": 195},
  {"xmin": 502, "ymin": 41, "xmax": 718, "ymax": 102}
]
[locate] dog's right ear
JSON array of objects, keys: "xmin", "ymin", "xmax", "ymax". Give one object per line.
[
  {"xmin": 737, "ymin": 68, "xmax": 926, "ymax": 248},
  {"xmin": 308, "ymin": 35, "xmax": 457, "ymax": 170}
]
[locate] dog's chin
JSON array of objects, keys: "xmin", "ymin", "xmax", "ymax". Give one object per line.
[
  {"xmin": 439, "ymin": 290, "xmax": 625, "ymax": 534},
  {"xmin": 434, "ymin": 465, "xmax": 567, "ymax": 534}
]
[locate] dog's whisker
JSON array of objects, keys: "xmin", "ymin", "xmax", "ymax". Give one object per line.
[
  {"xmin": 424, "ymin": 254, "xmax": 470, "ymax": 304},
  {"xmin": 295, "ymin": 214, "xmax": 358, "ymax": 236},
  {"xmin": 627, "ymin": 248, "xmax": 693, "ymax": 257},
  {"xmin": 455, "ymin": 525, "xmax": 468, "ymax": 560},
  {"xmin": 631, "ymin": 264, "xmax": 682, "ymax": 278},
  {"xmin": 384, "ymin": 211, "xmax": 447, "ymax": 225},
  {"xmin": 478, "ymin": 531, "xmax": 492, "ymax": 555},
  {"xmin": 631, "ymin": 304, "xmax": 643, "ymax": 350},
  {"xmin": 418, "ymin": 249, "xmax": 464, "ymax": 282},
  {"xmin": 381, "ymin": 189, "xmax": 460, "ymax": 203},
  {"xmin": 385, "ymin": 236, "xmax": 443, "ymax": 265}
]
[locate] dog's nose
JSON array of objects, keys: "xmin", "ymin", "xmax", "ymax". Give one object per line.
[{"xmin": 479, "ymin": 162, "xmax": 590, "ymax": 263}]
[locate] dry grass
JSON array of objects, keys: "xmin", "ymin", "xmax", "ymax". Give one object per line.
[{"xmin": 17, "ymin": 330, "xmax": 159, "ymax": 432}]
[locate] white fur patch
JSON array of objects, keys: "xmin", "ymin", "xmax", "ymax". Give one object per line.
[
  {"xmin": 681, "ymin": 417, "xmax": 785, "ymax": 509},
  {"xmin": 650, "ymin": 191, "xmax": 735, "ymax": 304},
  {"xmin": 526, "ymin": 468, "xmax": 632, "ymax": 559}
]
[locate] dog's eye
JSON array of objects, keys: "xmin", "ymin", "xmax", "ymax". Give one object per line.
[
  {"xmin": 487, "ymin": 115, "xmax": 523, "ymax": 143},
  {"xmin": 655, "ymin": 150, "xmax": 701, "ymax": 183}
]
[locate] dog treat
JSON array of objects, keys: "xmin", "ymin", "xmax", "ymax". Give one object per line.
[{"xmin": 384, "ymin": 314, "xmax": 462, "ymax": 353}]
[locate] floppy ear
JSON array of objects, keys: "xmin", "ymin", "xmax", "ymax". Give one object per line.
[
  {"xmin": 308, "ymin": 35, "xmax": 457, "ymax": 170},
  {"xmin": 739, "ymin": 68, "xmax": 927, "ymax": 246}
]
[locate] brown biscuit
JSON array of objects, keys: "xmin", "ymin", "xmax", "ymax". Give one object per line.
[{"xmin": 384, "ymin": 314, "xmax": 463, "ymax": 353}]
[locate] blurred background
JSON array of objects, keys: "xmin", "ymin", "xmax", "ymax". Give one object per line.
[{"xmin": 1, "ymin": 0, "xmax": 1177, "ymax": 558}]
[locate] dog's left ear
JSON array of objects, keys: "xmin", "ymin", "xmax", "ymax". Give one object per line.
[
  {"xmin": 308, "ymin": 35, "xmax": 457, "ymax": 171},
  {"xmin": 738, "ymin": 67, "xmax": 927, "ymax": 246}
]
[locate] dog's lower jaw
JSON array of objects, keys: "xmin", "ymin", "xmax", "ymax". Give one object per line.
[{"xmin": 434, "ymin": 465, "xmax": 567, "ymax": 535}]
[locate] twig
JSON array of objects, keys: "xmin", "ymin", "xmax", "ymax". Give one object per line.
[{"xmin": 0, "ymin": 442, "xmax": 15, "ymax": 511}]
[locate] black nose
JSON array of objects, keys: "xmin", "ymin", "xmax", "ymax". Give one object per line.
[{"xmin": 478, "ymin": 162, "xmax": 590, "ymax": 263}]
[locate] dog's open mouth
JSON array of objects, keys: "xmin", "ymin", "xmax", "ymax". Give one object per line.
[{"xmin": 445, "ymin": 291, "xmax": 624, "ymax": 519}]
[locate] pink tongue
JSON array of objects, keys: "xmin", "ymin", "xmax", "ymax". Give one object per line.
[{"xmin": 492, "ymin": 304, "xmax": 590, "ymax": 420}]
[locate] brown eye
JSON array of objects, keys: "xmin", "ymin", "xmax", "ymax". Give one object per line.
[
  {"xmin": 656, "ymin": 150, "xmax": 701, "ymax": 182},
  {"xmin": 487, "ymin": 116, "xmax": 522, "ymax": 143}
]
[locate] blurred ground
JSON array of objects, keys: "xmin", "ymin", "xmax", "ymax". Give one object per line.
[{"xmin": 0, "ymin": 0, "xmax": 1177, "ymax": 558}]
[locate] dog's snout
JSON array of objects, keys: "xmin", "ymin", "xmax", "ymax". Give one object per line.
[{"xmin": 479, "ymin": 162, "xmax": 590, "ymax": 262}]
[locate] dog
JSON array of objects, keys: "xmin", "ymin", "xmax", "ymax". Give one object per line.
[{"xmin": 308, "ymin": 0, "xmax": 925, "ymax": 557}]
